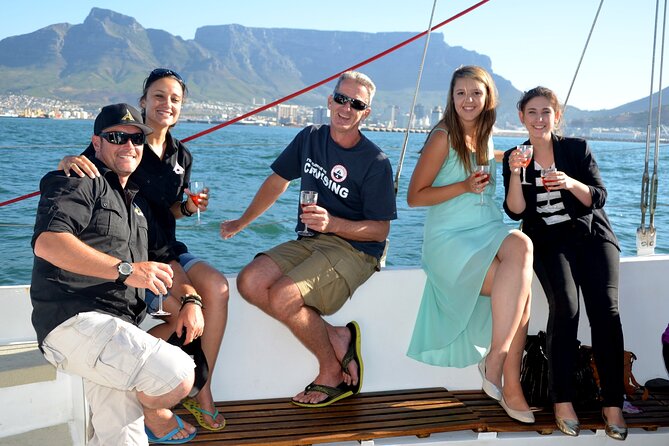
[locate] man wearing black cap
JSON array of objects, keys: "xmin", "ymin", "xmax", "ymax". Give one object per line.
[{"xmin": 31, "ymin": 104, "xmax": 200, "ymax": 445}]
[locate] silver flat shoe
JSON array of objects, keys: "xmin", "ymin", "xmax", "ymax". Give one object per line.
[
  {"xmin": 555, "ymin": 415, "xmax": 580, "ymax": 436},
  {"xmin": 500, "ymin": 397, "xmax": 535, "ymax": 423},
  {"xmin": 478, "ymin": 355, "xmax": 502, "ymax": 401},
  {"xmin": 602, "ymin": 409, "xmax": 628, "ymax": 441}
]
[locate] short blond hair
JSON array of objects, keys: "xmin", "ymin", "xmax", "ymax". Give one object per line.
[{"xmin": 334, "ymin": 71, "xmax": 376, "ymax": 105}]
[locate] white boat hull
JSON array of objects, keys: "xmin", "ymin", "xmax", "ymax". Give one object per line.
[{"xmin": 2, "ymin": 256, "xmax": 669, "ymax": 444}]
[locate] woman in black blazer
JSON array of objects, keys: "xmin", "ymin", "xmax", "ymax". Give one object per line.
[{"xmin": 502, "ymin": 87, "xmax": 627, "ymax": 441}]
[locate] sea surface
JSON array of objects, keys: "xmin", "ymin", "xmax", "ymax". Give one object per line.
[{"xmin": 1, "ymin": 117, "xmax": 667, "ymax": 286}]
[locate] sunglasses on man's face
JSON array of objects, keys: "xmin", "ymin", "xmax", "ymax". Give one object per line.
[
  {"xmin": 333, "ymin": 92, "xmax": 369, "ymax": 111},
  {"xmin": 99, "ymin": 131, "xmax": 146, "ymax": 146}
]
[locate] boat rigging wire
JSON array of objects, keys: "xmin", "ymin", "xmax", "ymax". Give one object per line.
[
  {"xmin": 562, "ymin": 0, "xmax": 604, "ymax": 112},
  {"xmin": 640, "ymin": 0, "xmax": 661, "ymax": 247},
  {"xmin": 393, "ymin": 0, "xmax": 438, "ymax": 196},
  {"xmin": 0, "ymin": 0, "xmax": 491, "ymax": 208},
  {"xmin": 637, "ymin": 0, "xmax": 666, "ymax": 255},
  {"xmin": 651, "ymin": 0, "xmax": 667, "ymax": 237}
]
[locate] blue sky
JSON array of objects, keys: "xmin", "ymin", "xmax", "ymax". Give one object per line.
[{"xmin": 0, "ymin": 0, "xmax": 658, "ymax": 111}]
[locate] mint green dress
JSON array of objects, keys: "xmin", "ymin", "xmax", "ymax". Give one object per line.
[{"xmin": 407, "ymin": 137, "xmax": 513, "ymax": 368}]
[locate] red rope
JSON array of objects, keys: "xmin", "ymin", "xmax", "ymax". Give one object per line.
[
  {"xmin": 1, "ymin": 0, "xmax": 490, "ymax": 207},
  {"xmin": 0, "ymin": 191, "xmax": 41, "ymax": 207}
]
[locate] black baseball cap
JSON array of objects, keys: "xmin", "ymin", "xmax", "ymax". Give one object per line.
[{"xmin": 93, "ymin": 103, "xmax": 153, "ymax": 136}]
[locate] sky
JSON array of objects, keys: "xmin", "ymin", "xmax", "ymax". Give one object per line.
[{"xmin": 0, "ymin": 0, "xmax": 660, "ymax": 111}]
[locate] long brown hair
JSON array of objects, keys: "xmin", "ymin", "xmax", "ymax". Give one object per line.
[{"xmin": 439, "ymin": 65, "xmax": 497, "ymax": 172}]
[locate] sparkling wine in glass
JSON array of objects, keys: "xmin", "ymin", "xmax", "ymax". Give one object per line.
[
  {"xmin": 541, "ymin": 167, "xmax": 558, "ymax": 211},
  {"xmin": 149, "ymin": 293, "xmax": 170, "ymax": 317},
  {"xmin": 474, "ymin": 164, "xmax": 491, "ymax": 206},
  {"xmin": 297, "ymin": 190, "xmax": 318, "ymax": 236},
  {"xmin": 518, "ymin": 145, "xmax": 533, "ymax": 185},
  {"xmin": 188, "ymin": 181, "xmax": 205, "ymax": 224}
]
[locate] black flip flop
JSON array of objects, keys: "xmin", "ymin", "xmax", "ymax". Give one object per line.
[
  {"xmin": 291, "ymin": 382, "xmax": 353, "ymax": 408},
  {"xmin": 341, "ymin": 321, "xmax": 364, "ymax": 394}
]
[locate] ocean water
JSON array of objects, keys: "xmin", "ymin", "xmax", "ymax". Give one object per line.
[{"xmin": 1, "ymin": 117, "xmax": 667, "ymax": 286}]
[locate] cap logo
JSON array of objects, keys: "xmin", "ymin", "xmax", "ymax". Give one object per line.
[{"xmin": 121, "ymin": 110, "xmax": 134, "ymax": 122}]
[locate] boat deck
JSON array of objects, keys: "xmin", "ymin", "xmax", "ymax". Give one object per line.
[{"xmin": 174, "ymin": 387, "xmax": 669, "ymax": 445}]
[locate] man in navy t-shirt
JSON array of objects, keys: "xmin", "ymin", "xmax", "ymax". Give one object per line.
[{"xmin": 221, "ymin": 71, "xmax": 397, "ymax": 407}]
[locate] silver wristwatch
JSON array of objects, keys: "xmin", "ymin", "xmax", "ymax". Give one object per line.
[{"xmin": 116, "ymin": 261, "xmax": 133, "ymax": 284}]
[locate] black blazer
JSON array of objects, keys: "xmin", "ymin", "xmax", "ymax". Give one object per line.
[{"xmin": 502, "ymin": 134, "xmax": 619, "ymax": 249}]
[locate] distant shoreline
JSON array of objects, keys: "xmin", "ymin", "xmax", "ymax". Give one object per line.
[{"xmin": 0, "ymin": 115, "xmax": 661, "ymax": 143}]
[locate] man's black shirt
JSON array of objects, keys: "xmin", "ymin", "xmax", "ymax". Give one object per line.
[{"xmin": 30, "ymin": 158, "xmax": 175, "ymax": 347}]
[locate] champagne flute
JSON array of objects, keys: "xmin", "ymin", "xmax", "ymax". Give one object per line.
[
  {"xmin": 541, "ymin": 167, "xmax": 558, "ymax": 211},
  {"xmin": 518, "ymin": 145, "xmax": 534, "ymax": 185},
  {"xmin": 149, "ymin": 293, "xmax": 170, "ymax": 317},
  {"xmin": 474, "ymin": 164, "xmax": 491, "ymax": 206},
  {"xmin": 188, "ymin": 181, "xmax": 205, "ymax": 224},
  {"xmin": 297, "ymin": 190, "xmax": 318, "ymax": 236}
]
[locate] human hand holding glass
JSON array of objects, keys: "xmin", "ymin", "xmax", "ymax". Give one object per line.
[
  {"xmin": 517, "ymin": 145, "xmax": 533, "ymax": 185},
  {"xmin": 474, "ymin": 164, "xmax": 491, "ymax": 206},
  {"xmin": 541, "ymin": 167, "xmax": 559, "ymax": 211},
  {"xmin": 133, "ymin": 261, "xmax": 171, "ymax": 317},
  {"xmin": 297, "ymin": 190, "xmax": 318, "ymax": 236},
  {"xmin": 188, "ymin": 181, "xmax": 205, "ymax": 224}
]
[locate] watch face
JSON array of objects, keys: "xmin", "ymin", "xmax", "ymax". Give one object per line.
[{"xmin": 119, "ymin": 262, "xmax": 133, "ymax": 275}]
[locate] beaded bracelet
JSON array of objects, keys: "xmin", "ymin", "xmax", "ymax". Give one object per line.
[
  {"xmin": 181, "ymin": 298, "xmax": 203, "ymax": 309},
  {"xmin": 180, "ymin": 200, "xmax": 194, "ymax": 217},
  {"xmin": 180, "ymin": 293, "xmax": 203, "ymax": 309}
]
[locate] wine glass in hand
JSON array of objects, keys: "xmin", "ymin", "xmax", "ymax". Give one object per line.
[
  {"xmin": 541, "ymin": 167, "xmax": 559, "ymax": 211},
  {"xmin": 474, "ymin": 164, "xmax": 491, "ymax": 206},
  {"xmin": 188, "ymin": 181, "xmax": 205, "ymax": 224},
  {"xmin": 297, "ymin": 190, "xmax": 318, "ymax": 236},
  {"xmin": 149, "ymin": 293, "xmax": 170, "ymax": 317},
  {"xmin": 517, "ymin": 145, "xmax": 534, "ymax": 185}
]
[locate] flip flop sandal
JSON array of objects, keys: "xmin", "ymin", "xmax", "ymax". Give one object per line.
[
  {"xmin": 145, "ymin": 414, "xmax": 196, "ymax": 444},
  {"xmin": 291, "ymin": 382, "xmax": 353, "ymax": 408},
  {"xmin": 182, "ymin": 397, "xmax": 226, "ymax": 431},
  {"xmin": 341, "ymin": 321, "xmax": 364, "ymax": 394}
]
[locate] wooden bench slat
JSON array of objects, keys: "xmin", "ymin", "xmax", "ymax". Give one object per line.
[
  {"xmin": 175, "ymin": 387, "xmax": 669, "ymax": 446},
  {"xmin": 193, "ymin": 409, "xmax": 479, "ymax": 437},
  {"xmin": 205, "ymin": 405, "xmax": 475, "ymax": 430},
  {"xmin": 210, "ymin": 387, "xmax": 452, "ymax": 414}
]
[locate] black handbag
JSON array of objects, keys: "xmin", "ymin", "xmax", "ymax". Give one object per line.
[
  {"xmin": 520, "ymin": 331, "xmax": 550, "ymax": 407},
  {"xmin": 573, "ymin": 343, "xmax": 601, "ymax": 408},
  {"xmin": 521, "ymin": 331, "xmax": 601, "ymax": 408}
]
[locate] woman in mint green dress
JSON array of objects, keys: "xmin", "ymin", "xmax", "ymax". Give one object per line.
[{"xmin": 406, "ymin": 66, "xmax": 534, "ymax": 423}]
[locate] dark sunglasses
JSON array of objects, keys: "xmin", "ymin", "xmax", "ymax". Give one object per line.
[
  {"xmin": 148, "ymin": 68, "xmax": 184, "ymax": 83},
  {"xmin": 333, "ymin": 92, "xmax": 369, "ymax": 111},
  {"xmin": 99, "ymin": 131, "xmax": 146, "ymax": 146}
]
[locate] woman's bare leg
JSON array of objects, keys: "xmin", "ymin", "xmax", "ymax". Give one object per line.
[{"xmin": 480, "ymin": 231, "xmax": 533, "ymax": 409}]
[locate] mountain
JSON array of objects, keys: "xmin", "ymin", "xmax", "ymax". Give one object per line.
[
  {"xmin": 0, "ymin": 8, "xmax": 528, "ymax": 125},
  {"xmin": 11, "ymin": 8, "xmax": 665, "ymax": 131}
]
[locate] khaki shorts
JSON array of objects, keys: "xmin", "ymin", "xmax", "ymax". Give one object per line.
[
  {"xmin": 263, "ymin": 234, "xmax": 378, "ymax": 315},
  {"xmin": 42, "ymin": 312, "xmax": 194, "ymax": 446}
]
